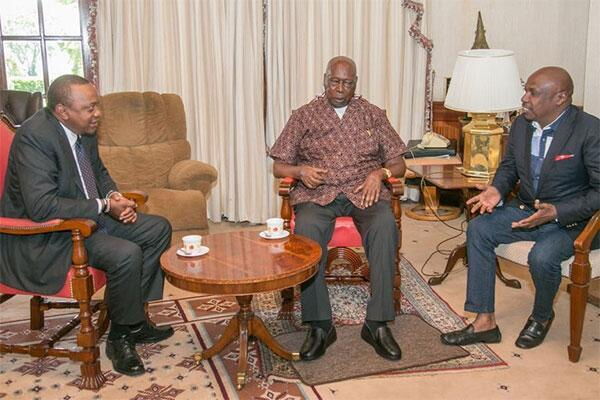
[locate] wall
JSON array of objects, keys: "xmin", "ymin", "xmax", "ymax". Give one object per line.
[{"xmin": 428, "ymin": 0, "xmax": 590, "ymax": 105}]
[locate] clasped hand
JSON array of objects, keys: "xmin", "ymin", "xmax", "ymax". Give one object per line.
[
  {"xmin": 299, "ymin": 165, "xmax": 328, "ymax": 189},
  {"xmin": 107, "ymin": 193, "xmax": 138, "ymax": 224}
]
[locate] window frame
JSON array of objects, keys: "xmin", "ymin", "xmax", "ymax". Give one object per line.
[{"xmin": 0, "ymin": 0, "xmax": 93, "ymax": 93}]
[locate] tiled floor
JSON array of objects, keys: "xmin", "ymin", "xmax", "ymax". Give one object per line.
[{"xmin": 1, "ymin": 204, "xmax": 599, "ymax": 399}]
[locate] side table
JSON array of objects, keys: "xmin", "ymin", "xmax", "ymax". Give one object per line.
[
  {"xmin": 404, "ymin": 156, "xmax": 463, "ymax": 221},
  {"xmin": 160, "ymin": 231, "xmax": 321, "ymax": 389},
  {"xmin": 407, "ymin": 164, "xmax": 521, "ymax": 288}
]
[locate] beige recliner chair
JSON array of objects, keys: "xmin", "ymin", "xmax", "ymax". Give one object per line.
[{"xmin": 97, "ymin": 92, "xmax": 217, "ymax": 241}]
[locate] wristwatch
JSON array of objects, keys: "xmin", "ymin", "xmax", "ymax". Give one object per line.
[{"xmin": 381, "ymin": 167, "xmax": 392, "ymax": 180}]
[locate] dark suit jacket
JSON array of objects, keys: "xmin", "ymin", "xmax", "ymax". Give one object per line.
[
  {"xmin": 0, "ymin": 108, "xmax": 117, "ymax": 294},
  {"xmin": 492, "ymin": 105, "xmax": 600, "ymax": 241}
]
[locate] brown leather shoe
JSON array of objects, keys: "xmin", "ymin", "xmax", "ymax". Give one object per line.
[{"xmin": 441, "ymin": 324, "xmax": 501, "ymax": 346}]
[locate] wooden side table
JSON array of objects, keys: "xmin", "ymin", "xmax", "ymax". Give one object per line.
[
  {"xmin": 160, "ymin": 231, "xmax": 321, "ymax": 389},
  {"xmin": 404, "ymin": 156, "xmax": 463, "ymax": 221},
  {"xmin": 407, "ymin": 165, "xmax": 520, "ymax": 288}
]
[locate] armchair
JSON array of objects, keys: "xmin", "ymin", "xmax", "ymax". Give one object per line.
[
  {"xmin": 495, "ymin": 211, "xmax": 600, "ymax": 362},
  {"xmin": 278, "ymin": 177, "xmax": 403, "ymax": 316},
  {"xmin": 0, "ymin": 89, "xmax": 43, "ymax": 126},
  {"xmin": 0, "ymin": 113, "xmax": 147, "ymax": 390},
  {"xmin": 97, "ymin": 92, "xmax": 218, "ymax": 242}
]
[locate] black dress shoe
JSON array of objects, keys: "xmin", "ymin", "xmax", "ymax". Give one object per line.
[
  {"xmin": 361, "ymin": 324, "xmax": 402, "ymax": 361},
  {"xmin": 130, "ymin": 321, "xmax": 174, "ymax": 344},
  {"xmin": 300, "ymin": 325, "xmax": 337, "ymax": 361},
  {"xmin": 515, "ymin": 312, "xmax": 554, "ymax": 349},
  {"xmin": 441, "ymin": 324, "xmax": 501, "ymax": 346},
  {"xmin": 106, "ymin": 335, "xmax": 145, "ymax": 376}
]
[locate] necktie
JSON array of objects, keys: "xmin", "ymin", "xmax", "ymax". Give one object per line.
[
  {"xmin": 75, "ymin": 137, "xmax": 99, "ymax": 199},
  {"xmin": 531, "ymin": 128, "xmax": 554, "ymax": 193}
]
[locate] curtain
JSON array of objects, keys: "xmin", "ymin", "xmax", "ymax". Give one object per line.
[
  {"xmin": 97, "ymin": 0, "xmax": 430, "ymax": 223},
  {"xmin": 584, "ymin": 0, "xmax": 599, "ymax": 115},
  {"xmin": 97, "ymin": 0, "xmax": 268, "ymax": 223}
]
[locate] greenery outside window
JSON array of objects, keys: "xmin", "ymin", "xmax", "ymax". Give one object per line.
[{"xmin": 0, "ymin": 0, "xmax": 92, "ymax": 96}]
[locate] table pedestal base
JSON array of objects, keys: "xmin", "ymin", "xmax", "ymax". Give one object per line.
[
  {"xmin": 405, "ymin": 185, "xmax": 461, "ymax": 221},
  {"xmin": 194, "ymin": 295, "xmax": 299, "ymax": 389},
  {"xmin": 428, "ymin": 242, "xmax": 521, "ymax": 289}
]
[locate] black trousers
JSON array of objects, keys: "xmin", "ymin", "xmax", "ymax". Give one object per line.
[
  {"xmin": 86, "ymin": 213, "xmax": 172, "ymax": 325},
  {"xmin": 294, "ymin": 195, "xmax": 398, "ymax": 323}
]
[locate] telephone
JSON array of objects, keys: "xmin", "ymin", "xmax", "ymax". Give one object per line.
[{"xmin": 417, "ymin": 131, "xmax": 450, "ymax": 149}]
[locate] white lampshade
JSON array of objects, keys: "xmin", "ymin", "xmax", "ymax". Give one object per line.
[{"xmin": 444, "ymin": 49, "xmax": 523, "ymax": 113}]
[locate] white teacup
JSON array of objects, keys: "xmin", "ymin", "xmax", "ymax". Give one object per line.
[
  {"xmin": 266, "ymin": 217, "xmax": 284, "ymax": 237},
  {"xmin": 182, "ymin": 235, "xmax": 202, "ymax": 254}
]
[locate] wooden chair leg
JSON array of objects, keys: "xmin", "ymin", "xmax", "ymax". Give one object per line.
[
  {"xmin": 495, "ymin": 258, "xmax": 521, "ymax": 289},
  {"xmin": 568, "ymin": 282, "xmax": 589, "ymax": 362},
  {"xmin": 30, "ymin": 296, "xmax": 45, "ymax": 330}
]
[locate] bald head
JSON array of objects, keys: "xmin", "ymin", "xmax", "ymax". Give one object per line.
[
  {"xmin": 521, "ymin": 66, "xmax": 574, "ymax": 127},
  {"xmin": 323, "ymin": 56, "xmax": 358, "ymax": 108},
  {"xmin": 531, "ymin": 66, "xmax": 574, "ymax": 98},
  {"xmin": 325, "ymin": 56, "xmax": 357, "ymax": 78}
]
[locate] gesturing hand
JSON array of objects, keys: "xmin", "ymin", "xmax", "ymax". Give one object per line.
[
  {"xmin": 353, "ymin": 169, "xmax": 383, "ymax": 208},
  {"xmin": 511, "ymin": 200, "xmax": 557, "ymax": 229},
  {"xmin": 299, "ymin": 166, "xmax": 328, "ymax": 189},
  {"xmin": 466, "ymin": 185, "xmax": 501, "ymax": 215}
]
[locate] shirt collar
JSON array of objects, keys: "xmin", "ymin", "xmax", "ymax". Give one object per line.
[{"xmin": 60, "ymin": 122, "xmax": 79, "ymax": 148}]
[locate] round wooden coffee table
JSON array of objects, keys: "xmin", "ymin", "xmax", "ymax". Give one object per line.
[{"xmin": 160, "ymin": 230, "xmax": 321, "ymax": 389}]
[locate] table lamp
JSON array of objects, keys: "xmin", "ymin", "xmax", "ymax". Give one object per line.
[{"xmin": 444, "ymin": 49, "xmax": 522, "ymax": 178}]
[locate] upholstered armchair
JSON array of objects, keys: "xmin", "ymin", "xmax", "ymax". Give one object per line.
[
  {"xmin": 97, "ymin": 92, "xmax": 218, "ymax": 241},
  {"xmin": 0, "ymin": 89, "xmax": 43, "ymax": 126},
  {"xmin": 495, "ymin": 212, "xmax": 600, "ymax": 362}
]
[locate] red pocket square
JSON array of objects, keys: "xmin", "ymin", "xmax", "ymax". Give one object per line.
[{"xmin": 554, "ymin": 154, "xmax": 574, "ymax": 161}]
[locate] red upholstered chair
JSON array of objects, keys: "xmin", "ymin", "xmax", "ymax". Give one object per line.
[
  {"xmin": 278, "ymin": 177, "xmax": 403, "ymax": 316},
  {"xmin": 0, "ymin": 113, "xmax": 147, "ymax": 390}
]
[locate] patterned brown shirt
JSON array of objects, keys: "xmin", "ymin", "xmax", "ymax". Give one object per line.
[{"xmin": 269, "ymin": 96, "xmax": 406, "ymax": 208}]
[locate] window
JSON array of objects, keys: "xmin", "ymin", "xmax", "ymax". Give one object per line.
[{"xmin": 0, "ymin": 0, "xmax": 92, "ymax": 96}]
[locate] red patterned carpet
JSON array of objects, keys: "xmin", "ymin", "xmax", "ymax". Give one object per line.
[{"xmin": 0, "ymin": 258, "xmax": 505, "ymax": 399}]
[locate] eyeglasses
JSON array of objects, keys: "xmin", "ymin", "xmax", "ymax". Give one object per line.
[{"xmin": 327, "ymin": 78, "xmax": 355, "ymax": 89}]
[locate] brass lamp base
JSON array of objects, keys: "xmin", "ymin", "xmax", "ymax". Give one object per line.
[{"xmin": 461, "ymin": 112, "xmax": 504, "ymax": 179}]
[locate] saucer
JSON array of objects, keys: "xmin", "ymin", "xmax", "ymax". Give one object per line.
[
  {"xmin": 259, "ymin": 230, "xmax": 290, "ymax": 240},
  {"xmin": 176, "ymin": 246, "xmax": 209, "ymax": 257}
]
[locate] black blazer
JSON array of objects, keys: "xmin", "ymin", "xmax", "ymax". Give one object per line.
[
  {"xmin": 0, "ymin": 108, "xmax": 117, "ymax": 294},
  {"xmin": 492, "ymin": 105, "xmax": 600, "ymax": 240}
]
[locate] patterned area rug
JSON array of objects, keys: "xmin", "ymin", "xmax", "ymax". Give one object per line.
[{"xmin": 0, "ymin": 257, "xmax": 506, "ymax": 399}]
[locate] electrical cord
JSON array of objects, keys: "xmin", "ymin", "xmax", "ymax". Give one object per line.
[{"xmin": 412, "ymin": 171, "xmax": 470, "ymax": 277}]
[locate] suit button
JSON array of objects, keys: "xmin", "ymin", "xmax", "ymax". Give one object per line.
[{"xmin": 519, "ymin": 205, "xmax": 525, "ymax": 210}]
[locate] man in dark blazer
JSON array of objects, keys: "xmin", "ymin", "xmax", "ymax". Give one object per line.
[
  {"xmin": 441, "ymin": 67, "xmax": 599, "ymax": 349},
  {"xmin": 0, "ymin": 75, "xmax": 173, "ymax": 376}
]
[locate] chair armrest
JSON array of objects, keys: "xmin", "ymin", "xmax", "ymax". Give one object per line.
[
  {"xmin": 574, "ymin": 210, "xmax": 600, "ymax": 253},
  {"xmin": 168, "ymin": 160, "xmax": 218, "ymax": 194},
  {"xmin": 277, "ymin": 177, "xmax": 403, "ymax": 196},
  {"xmin": 385, "ymin": 177, "xmax": 404, "ymax": 197},
  {"xmin": 0, "ymin": 217, "xmax": 97, "ymax": 237},
  {"xmin": 122, "ymin": 190, "xmax": 148, "ymax": 207}
]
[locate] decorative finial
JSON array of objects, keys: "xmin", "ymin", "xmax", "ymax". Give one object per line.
[{"xmin": 471, "ymin": 11, "xmax": 490, "ymax": 49}]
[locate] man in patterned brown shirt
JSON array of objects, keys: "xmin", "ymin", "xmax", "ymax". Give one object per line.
[{"xmin": 269, "ymin": 56, "xmax": 406, "ymax": 361}]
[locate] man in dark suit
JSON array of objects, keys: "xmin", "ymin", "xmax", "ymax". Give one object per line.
[
  {"xmin": 0, "ymin": 75, "xmax": 174, "ymax": 376},
  {"xmin": 441, "ymin": 67, "xmax": 599, "ymax": 349}
]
